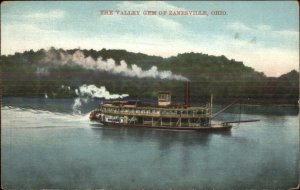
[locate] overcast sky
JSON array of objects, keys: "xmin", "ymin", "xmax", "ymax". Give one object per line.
[{"xmin": 1, "ymin": 1, "xmax": 299, "ymax": 76}]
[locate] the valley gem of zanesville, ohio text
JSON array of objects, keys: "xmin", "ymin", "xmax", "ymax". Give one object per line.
[{"xmin": 100, "ymin": 10, "xmax": 227, "ymax": 16}]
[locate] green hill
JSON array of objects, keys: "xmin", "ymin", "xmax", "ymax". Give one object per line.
[{"xmin": 0, "ymin": 48, "xmax": 298, "ymax": 105}]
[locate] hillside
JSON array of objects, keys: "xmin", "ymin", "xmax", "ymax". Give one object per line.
[{"xmin": 0, "ymin": 48, "xmax": 298, "ymax": 105}]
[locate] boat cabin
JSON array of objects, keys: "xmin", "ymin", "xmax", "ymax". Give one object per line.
[{"xmin": 158, "ymin": 91, "xmax": 171, "ymax": 106}]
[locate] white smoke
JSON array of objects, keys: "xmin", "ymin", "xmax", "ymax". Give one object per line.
[
  {"xmin": 72, "ymin": 84, "xmax": 129, "ymax": 114},
  {"xmin": 72, "ymin": 97, "xmax": 82, "ymax": 114},
  {"xmin": 72, "ymin": 97, "xmax": 89, "ymax": 114},
  {"xmin": 77, "ymin": 84, "xmax": 129, "ymax": 99},
  {"xmin": 42, "ymin": 49, "xmax": 188, "ymax": 81},
  {"xmin": 75, "ymin": 89, "xmax": 79, "ymax": 95}
]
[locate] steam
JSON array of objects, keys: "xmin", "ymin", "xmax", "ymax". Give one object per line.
[
  {"xmin": 72, "ymin": 84, "xmax": 129, "ymax": 114},
  {"xmin": 72, "ymin": 97, "xmax": 88, "ymax": 115},
  {"xmin": 77, "ymin": 84, "xmax": 129, "ymax": 99},
  {"xmin": 42, "ymin": 49, "xmax": 188, "ymax": 81}
]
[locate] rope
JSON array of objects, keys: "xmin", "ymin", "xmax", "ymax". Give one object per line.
[
  {"xmin": 238, "ymin": 101, "xmax": 242, "ymax": 126},
  {"xmin": 233, "ymin": 99, "xmax": 242, "ymax": 129}
]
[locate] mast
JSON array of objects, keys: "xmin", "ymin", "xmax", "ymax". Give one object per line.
[{"xmin": 210, "ymin": 94, "xmax": 213, "ymax": 125}]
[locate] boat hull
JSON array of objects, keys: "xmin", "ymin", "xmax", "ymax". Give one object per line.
[{"xmin": 91, "ymin": 120, "xmax": 232, "ymax": 132}]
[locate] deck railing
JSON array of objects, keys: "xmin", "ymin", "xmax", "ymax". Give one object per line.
[{"xmin": 100, "ymin": 109, "xmax": 210, "ymax": 118}]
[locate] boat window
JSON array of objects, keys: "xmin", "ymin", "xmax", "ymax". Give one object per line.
[{"xmin": 171, "ymin": 118, "xmax": 177, "ymax": 122}]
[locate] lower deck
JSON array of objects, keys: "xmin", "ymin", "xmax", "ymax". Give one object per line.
[
  {"xmin": 94, "ymin": 120, "xmax": 232, "ymax": 132},
  {"xmin": 90, "ymin": 111, "xmax": 232, "ymax": 131},
  {"xmin": 96, "ymin": 114, "xmax": 210, "ymax": 127}
]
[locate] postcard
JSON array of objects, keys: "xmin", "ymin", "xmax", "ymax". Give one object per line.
[{"xmin": 1, "ymin": 1, "xmax": 299, "ymax": 189}]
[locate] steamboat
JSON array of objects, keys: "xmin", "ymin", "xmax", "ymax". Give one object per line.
[{"xmin": 89, "ymin": 82, "xmax": 258, "ymax": 132}]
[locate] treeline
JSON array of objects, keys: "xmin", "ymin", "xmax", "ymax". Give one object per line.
[{"xmin": 0, "ymin": 48, "xmax": 298, "ymax": 105}]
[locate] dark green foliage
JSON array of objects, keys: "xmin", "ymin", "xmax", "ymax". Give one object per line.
[{"xmin": 0, "ymin": 48, "xmax": 298, "ymax": 105}]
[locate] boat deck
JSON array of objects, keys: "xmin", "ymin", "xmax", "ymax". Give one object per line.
[{"xmin": 101, "ymin": 121, "xmax": 232, "ymax": 132}]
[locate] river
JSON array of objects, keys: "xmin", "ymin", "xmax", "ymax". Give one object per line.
[{"xmin": 1, "ymin": 97, "xmax": 299, "ymax": 189}]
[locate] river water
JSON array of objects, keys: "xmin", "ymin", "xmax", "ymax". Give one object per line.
[{"xmin": 1, "ymin": 97, "xmax": 299, "ymax": 189}]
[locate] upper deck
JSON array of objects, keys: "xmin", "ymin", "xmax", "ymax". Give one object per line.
[
  {"xmin": 99, "ymin": 100, "xmax": 211, "ymax": 118},
  {"xmin": 98, "ymin": 82, "xmax": 211, "ymax": 119}
]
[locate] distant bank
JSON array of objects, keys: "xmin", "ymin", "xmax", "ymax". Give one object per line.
[{"xmin": 1, "ymin": 48, "xmax": 298, "ymax": 105}]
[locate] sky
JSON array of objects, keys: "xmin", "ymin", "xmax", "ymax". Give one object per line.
[{"xmin": 1, "ymin": 1, "xmax": 299, "ymax": 76}]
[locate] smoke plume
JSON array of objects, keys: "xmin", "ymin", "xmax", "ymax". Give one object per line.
[
  {"xmin": 72, "ymin": 84, "xmax": 129, "ymax": 114},
  {"xmin": 76, "ymin": 84, "xmax": 129, "ymax": 99},
  {"xmin": 42, "ymin": 49, "xmax": 188, "ymax": 81}
]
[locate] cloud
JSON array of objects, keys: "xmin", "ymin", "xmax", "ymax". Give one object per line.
[
  {"xmin": 228, "ymin": 21, "xmax": 299, "ymax": 53},
  {"xmin": 1, "ymin": 3, "xmax": 297, "ymax": 78},
  {"xmin": 273, "ymin": 30, "xmax": 298, "ymax": 39},
  {"xmin": 152, "ymin": 16, "xmax": 181, "ymax": 30},
  {"xmin": 228, "ymin": 22, "xmax": 251, "ymax": 32},
  {"xmin": 242, "ymin": 47, "xmax": 299, "ymax": 77},
  {"xmin": 1, "ymin": 23, "xmax": 61, "ymax": 55},
  {"xmin": 24, "ymin": 10, "xmax": 66, "ymax": 20},
  {"xmin": 256, "ymin": 24, "xmax": 298, "ymax": 39},
  {"xmin": 3, "ymin": 23, "xmax": 60, "ymax": 34},
  {"xmin": 100, "ymin": 1, "xmax": 183, "ymax": 31},
  {"xmin": 256, "ymin": 24, "xmax": 272, "ymax": 31},
  {"xmin": 1, "ymin": 21, "xmax": 298, "ymax": 77},
  {"xmin": 120, "ymin": 1, "xmax": 179, "ymax": 11},
  {"xmin": 205, "ymin": 35, "xmax": 299, "ymax": 77}
]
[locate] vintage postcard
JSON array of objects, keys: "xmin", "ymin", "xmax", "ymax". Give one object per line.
[{"xmin": 1, "ymin": 1, "xmax": 299, "ymax": 189}]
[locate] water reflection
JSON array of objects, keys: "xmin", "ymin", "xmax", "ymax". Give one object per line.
[
  {"xmin": 91, "ymin": 126, "xmax": 231, "ymax": 148},
  {"xmin": 214, "ymin": 104, "xmax": 299, "ymax": 116},
  {"xmin": 91, "ymin": 126, "xmax": 232, "ymax": 176}
]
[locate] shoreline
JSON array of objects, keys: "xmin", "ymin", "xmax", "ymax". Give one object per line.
[{"xmin": 1, "ymin": 96, "xmax": 299, "ymax": 107}]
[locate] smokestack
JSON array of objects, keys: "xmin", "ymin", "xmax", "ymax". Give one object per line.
[{"xmin": 184, "ymin": 81, "xmax": 191, "ymax": 107}]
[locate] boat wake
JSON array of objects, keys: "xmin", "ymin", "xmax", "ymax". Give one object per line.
[{"xmin": 2, "ymin": 106, "xmax": 91, "ymax": 129}]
